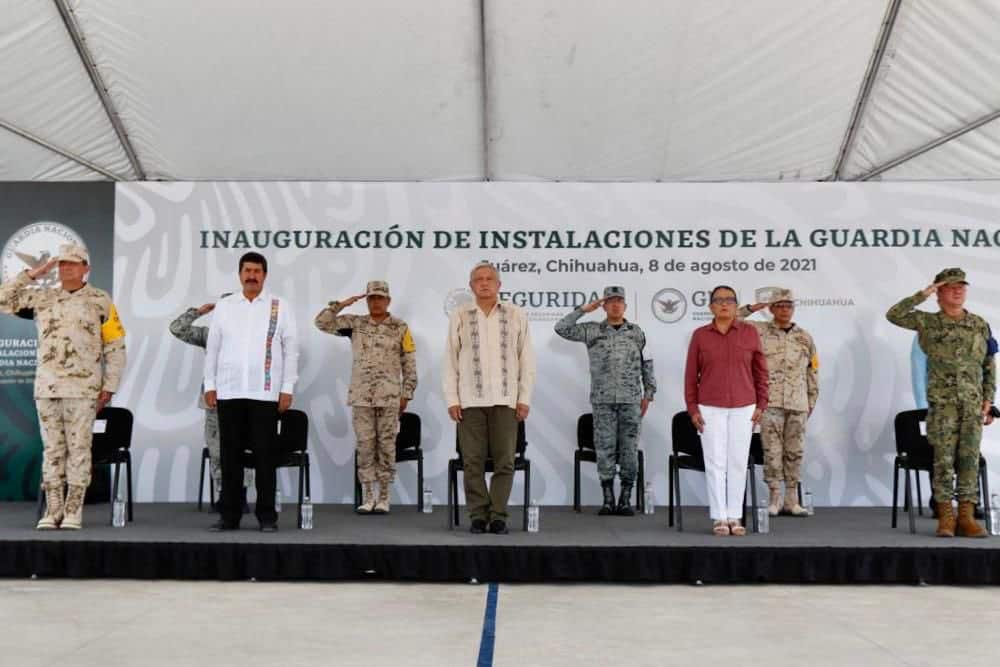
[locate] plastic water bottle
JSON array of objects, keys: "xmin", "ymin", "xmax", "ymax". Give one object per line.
[
  {"xmin": 275, "ymin": 489, "xmax": 282, "ymax": 513},
  {"xmin": 756, "ymin": 500, "xmax": 770, "ymax": 534},
  {"xmin": 300, "ymin": 495, "xmax": 313, "ymax": 530},
  {"xmin": 527, "ymin": 499, "xmax": 540, "ymax": 533},
  {"xmin": 643, "ymin": 482, "xmax": 655, "ymax": 515},
  {"xmin": 112, "ymin": 485, "xmax": 126, "ymax": 528},
  {"xmin": 422, "ymin": 485, "xmax": 433, "ymax": 514},
  {"xmin": 804, "ymin": 490, "xmax": 815, "ymax": 516},
  {"xmin": 990, "ymin": 494, "xmax": 1000, "ymax": 536}
]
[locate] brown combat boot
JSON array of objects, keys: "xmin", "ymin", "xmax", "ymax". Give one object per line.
[
  {"xmin": 767, "ymin": 484, "xmax": 781, "ymax": 517},
  {"xmin": 956, "ymin": 501, "xmax": 988, "ymax": 538},
  {"xmin": 61, "ymin": 484, "xmax": 86, "ymax": 530},
  {"xmin": 373, "ymin": 481, "xmax": 390, "ymax": 515},
  {"xmin": 935, "ymin": 499, "xmax": 955, "ymax": 537},
  {"xmin": 356, "ymin": 482, "xmax": 375, "ymax": 514},
  {"xmin": 36, "ymin": 485, "xmax": 65, "ymax": 530}
]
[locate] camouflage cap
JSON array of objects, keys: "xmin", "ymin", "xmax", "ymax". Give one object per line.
[
  {"xmin": 603, "ymin": 286, "xmax": 626, "ymax": 301},
  {"xmin": 768, "ymin": 288, "xmax": 795, "ymax": 304},
  {"xmin": 934, "ymin": 267, "xmax": 968, "ymax": 285},
  {"xmin": 365, "ymin": 280, "xmax": 390, "ymax": 297},
  {"xmin": 57, "ymin": 243, "xmax": 89, "ymax": 264}
]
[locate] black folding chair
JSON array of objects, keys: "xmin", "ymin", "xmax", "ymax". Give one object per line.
[
  {"xmin": 38, "ymin": 406, "xmax": 135, "ymax": 525},
  {"xmin": 892, "ymin": 409, "xmax": 991, "ymax": 534},
  {"xmin": 448, "ymin": 421, "xmax": 531, "ymax": 531},
  {"xmin": 668, "ymin": 411, "xmax": 755, "ymax": 531},
  {"xmin": 573, "ymin": 413, "xmax": 645, "ymax": 512},
  {"xmin": 242, "ymin": 409, "xmax": 311, "ymax": 528},
  {"xmin": 353, "ymin": 412, "xmax": 424, "ymax": 510}
]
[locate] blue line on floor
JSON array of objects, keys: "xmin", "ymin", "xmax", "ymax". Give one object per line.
[{"xmin": 476, "ymin": 582, "xmax": 499, "ymax": 667}]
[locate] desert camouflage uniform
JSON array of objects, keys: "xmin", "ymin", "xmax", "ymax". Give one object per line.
[
  {"xmin": 169, "ymin": 308, "xmax": 252, "ymax": 490},
  {"xmin": 315, "ymin": 301, "xmax": 417, "ymax": 484},
  {"xmin": 739, "ymin": 305, "xmax": 819, "ymax": 486},
  {"xmin": 554, "ymin": 308, "xmax": 655, "ymax": 484},
  {"xmin": 887, "ymin": 291, "xmax": 995, "ymax": 502},
  {"xmin": 0, "ymin": 270, "xmax": 126, "ymax": 489}
]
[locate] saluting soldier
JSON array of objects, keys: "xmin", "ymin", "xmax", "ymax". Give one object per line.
[
  {"xmin": 740, "ymin": 288, "xmax": 819, "ymax": 517},
  {"xmin": 0, "ymin": 244, "xmax": 126, "ymax": 530},
  {"xmin": 169, "ymin": 296, "xmax": 253, "ymax": 510},
  {"xmin": 887, "ymin": 268, "xmax": 995, "ymax": 538},
  {"xmin": 315, "ymin": 280, "xmax": 417, "ymax": 514},
  {"xmin": 555, "ymin": 286, "xmax": 655, "ymax": 516}
]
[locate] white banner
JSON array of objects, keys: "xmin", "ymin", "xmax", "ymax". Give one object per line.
[{"xmin": 113, "ymin": 182, "xmax": 1000, "ymax": 506}]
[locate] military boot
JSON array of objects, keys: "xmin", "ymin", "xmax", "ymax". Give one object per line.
[
  {"xmin": 767, "ymin": 483, "xmax": 781, "ymax": 517},
  {"xmin": 356, "ymin": 482, "xmax": 375, "ymax": 514},
  {"xmin": 598, "ymin": 480, "xmax": 616, "ymax": 515},
  {"xmin": 373, "ymin": 481, "xmax": 391, "ymax": 515},
  {"xmin": 617, "ymin": 484, "xmax": 635, "ymax": 516},
  {"xmin": 956, "ymin": 501, "xmax": 987, "ymax": 538},
  {"xmin": 935, "ymin": 499, "xmax": 955, "ymax": 538},
  {"xmin": 36, "ymin": 485, "xmax": 65, "ymax": 530},
  {"xmin": 61, "ymin": 484, "xmax": 86, "ymax": 530},
  {"xmin": 782, "ymin": 484, "xmax": 809, "ymax": 517}
]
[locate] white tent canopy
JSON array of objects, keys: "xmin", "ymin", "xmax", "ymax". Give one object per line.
[{"xmin": 2, "ymin": 0, "xmax": 999, "ymax": 182}]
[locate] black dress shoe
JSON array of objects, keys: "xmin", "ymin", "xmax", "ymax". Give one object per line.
[
  {"xmin": 488, "ymin": 519, "xmax": 508, "ymax": 535},
  {"xmin": 470, "ymin": 519, "xmax": 488, "ymax": 534},
  {"xmin": 209, "ymin": 520, "xmax": 239, "ymax": 532},
  {"xmin": 259, "ymin": 522, "xmax": 278, "ymax": 533}
]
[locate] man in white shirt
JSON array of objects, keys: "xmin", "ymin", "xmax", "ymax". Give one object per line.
[
  {"xmin": 443, "ymin": 261, "xmax": 536, "ymax": 534},
  {"xmin": 204, "ymin": 252, "xmax": 298, "ymax": 532}
]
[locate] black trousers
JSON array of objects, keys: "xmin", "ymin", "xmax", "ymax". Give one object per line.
[{"xmin": 217, "ymin": 398, "xmax": 278, "ymax": 526}]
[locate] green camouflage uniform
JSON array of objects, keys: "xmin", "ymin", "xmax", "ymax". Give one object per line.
[
  {"xmin": 0, "ymin": 270, "xmax": 126, "ymax": 489},
  {"xmin": 887, "ymin": 285, "xmax": 995, "ymax": 502},
  {"xmin": 315, "ymin": 292, "xmax": 417, "ymax": 485}
]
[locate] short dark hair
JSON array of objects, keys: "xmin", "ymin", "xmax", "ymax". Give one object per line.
[
  {"xmin": 239, "ymin": 252, "xmax": 268, "ymax": 273},
  {"xmin": 710, "ymin": 285, "xmax": 736, "ymax": 301}
]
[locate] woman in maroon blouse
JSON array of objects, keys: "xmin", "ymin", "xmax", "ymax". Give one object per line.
[{"xmin": 684, "ymin": 285, "xmax": 769, "ymax": 536}]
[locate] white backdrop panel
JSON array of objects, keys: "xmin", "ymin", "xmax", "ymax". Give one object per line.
[{"xmin": 114, "ymin": 181, "xmax": 1000, "ymax": 506}]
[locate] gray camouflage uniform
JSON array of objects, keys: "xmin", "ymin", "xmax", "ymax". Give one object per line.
[{"xmin": 555, "ymin": 306, "xmax": 655, "ymax": 484}]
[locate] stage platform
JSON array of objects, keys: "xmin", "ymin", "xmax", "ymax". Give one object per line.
[{"xmin": 2, "ymin": 503, "xmax": 999, "ymax": 584}]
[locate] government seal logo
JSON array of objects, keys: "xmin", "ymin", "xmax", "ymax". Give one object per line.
[
  {"xmin": 651, "ymin": 288, "xmax": 687, "ymax": 324},
  {"xmin": 444, "ymin": 287, "xmax": 474, "ymax": 317},
  {"xmin": 2, "ymin": 222, "xmax": 86, "ymax": 289}
]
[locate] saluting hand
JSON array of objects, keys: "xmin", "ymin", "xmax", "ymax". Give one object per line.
[
  {"xmin": 581, "ymin": 298, "xmax": 606, "ymax": 313},
  {"xmin": 196, "ymin": 303, "xmax": 215, "ymax": 316},
  {"xmin": 922, "ymin": 281, "xmax": 946, "ymax": 298},
  {"xmin": 342, "ymin": 294, "xmax": 367, "ymax": 307},
  {"xmin": 27, "ymin": 257, "xmax": 59, "ymax": 280}
]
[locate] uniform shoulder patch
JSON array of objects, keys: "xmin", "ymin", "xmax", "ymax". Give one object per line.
[
  {"xmin": 810, "ymin": 353, "xmax": 820, "ymax": 371},
  {"xmin": 401, "ymin": 327, "xmax": 416, "ymax": 353},
  {"xmin": 101, "ymin": 303, "xmax": 126, "ymax": 343}
]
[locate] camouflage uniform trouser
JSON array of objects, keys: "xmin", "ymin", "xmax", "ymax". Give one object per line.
[
  {"xmin": 353, "ymin": 406, "xmax": 399, "ymax": 484},
  {"xmin": 927, "ymin": 400, "xmax": 982, "ymax": 503},
  {"xmin": 760, "ymin": 407, "xmax": 807, "ymax": 486},
  {"xmin": 36, "ymin": 397, "xmax": 97, "ymax": 489},
  {"xmin": 204, "ymin": 409, "xmax": 253, "ymax": 490},
  {"xmin": 593, "ymin": 402, "xmax": 641, "ymax": 484}
]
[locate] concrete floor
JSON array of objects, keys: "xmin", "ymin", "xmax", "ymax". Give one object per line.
[{"xmin": 2, "ymin": 580, "xmax": 997, "ymax": 666}]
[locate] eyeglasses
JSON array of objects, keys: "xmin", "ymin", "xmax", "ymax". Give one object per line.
[
  {"xmin": 711, "ymin": 297, "xmax": 738, "ymax": 305},
  {"xmin": 771, "ymin": 302, "xmax": 794, "ymax": 309}
]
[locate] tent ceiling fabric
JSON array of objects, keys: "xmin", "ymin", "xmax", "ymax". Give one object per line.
[
  {"xmin": 844, "ymin": 0, "xmax": 1000, "ymax": 180},
  {"xmin": 0, "ymin": 0, "xmax": 999, "ymax": 181},
  {"xmin": 0, "ymin": 0, "xmax": 133, "ymax": 179},
  {"xmin": 486, "ymin": 0, "xmax": 886, "ymax": 181}
]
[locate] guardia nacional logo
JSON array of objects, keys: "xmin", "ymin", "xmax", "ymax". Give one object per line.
[{"xmin": 2, "ymin": 222, "xmax": 86, "ymax": 289}]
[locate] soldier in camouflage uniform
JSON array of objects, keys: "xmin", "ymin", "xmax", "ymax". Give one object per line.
[
  {"xmin": 740, "ymin": 288, "xmax": 819, "ymax": 517},
  {"xmin": 315, "ymin": 280, "xmax": 417, "ymax": 514},
  {"xmin": 555, "ymin": 286, "xmax": 655, "ymax": 516},
  {"xmin": 169, "ymin": 298, "xmax": 252, "ymax": 508},
  {"xmin": 887, "ymin": 268, "xmax": 995, "ymax": 538},
  {"xmin": 0, "ymin": 244, "xmax": 126, "ymax": 530}
]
